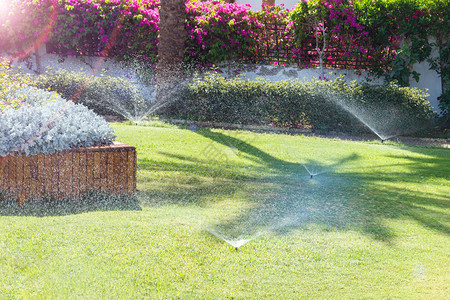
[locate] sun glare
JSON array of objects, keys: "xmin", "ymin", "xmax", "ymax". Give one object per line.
[{"xmin": 0, "ymin": 0, "xmax": 10, "ymax": 16}]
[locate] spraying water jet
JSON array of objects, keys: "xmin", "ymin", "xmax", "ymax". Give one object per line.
[
  {"xmin": 98, "ymin": 68, "xmax": 190, "ymax": 124},
  {"xmin": 206, "ymin": 227, "xmax": 263, "ymax": 250}
]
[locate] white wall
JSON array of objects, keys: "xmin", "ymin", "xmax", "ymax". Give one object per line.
[
  {"xmin": 235, "ymin": 0, "xmax": 299, "ymax": 10},
  {"xmin": 220, "ymin": 64, "xmax": 383, "ymax": 85},
  {"xmin": 235, "ymin": 0, "xmax": 260, "ymax": 10},
  {"xmin": 2, "ymin": 45, "xmax": 138, "ymax": 80},
  {"xmin": 408, "ymin": 39, "xmax": 442, "ymax": 111},
  {"xmin": 276, "ymin": 0, "xmax": 299, "ymax": 10}
]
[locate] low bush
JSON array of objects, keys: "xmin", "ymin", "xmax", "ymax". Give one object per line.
[
  {"xmin": 33, "ymin": 69, "xmax": 148, "ymax": 117},
  {"xmin": 32, "ymin": 69, "xmax": 435, "ymax": 134},
  {"xmin": 437, "ymin": 90, "xmax": 449, "ymax": 129},
  {"xmin": 0, "ymin": 58, "xmax": 34, "ymax": 111},
  {"xmin": 0, "ymin": 87, "xmax": 115, "ymax": 156},
  {"xmin": 168, "ymin": 74, "xmax": 435, "ymax": 133}
]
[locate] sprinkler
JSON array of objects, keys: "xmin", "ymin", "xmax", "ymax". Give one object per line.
[
  {"xmin": 310, "ymin": 174, "xmax": 313, "ymax": 179},
  {"xmin": 381, "ymin": 139, "xmax": 385, "ymax": 143},
  {"xmin": 235, "ymin": 247, "xmax": 238, "ymax": 251}
]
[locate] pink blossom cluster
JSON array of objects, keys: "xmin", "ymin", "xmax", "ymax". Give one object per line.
[
  {"xmin": 0, "ymin": 0, "xmax": 439, "ymax": 75},
  {"xmin": 251, "ymin": 4, "xmax": 297, "ymax": 65},
  {"xmin": 0, "ymin": 0, "xmax": 160, "ymax": 61},
  {"xmin": 185, "ymin": 0, "xmax": 262, "ymax": 66},
  {"xmin": 291, "ymin": 0, "xmax": 394, "ymax": 70},
  {"xmin": 49, "ymin": 0, "xmax": 159, "ymax": 59}
]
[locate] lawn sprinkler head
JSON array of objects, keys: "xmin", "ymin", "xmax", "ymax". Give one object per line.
[
  {"xmin": 381, "ymin": 139, "xmax": 385, "ymax": 143},
  {"xmin": 189, "ymin": 123, "xmax": 197, "ymax": 132},
  {"xmin": 310, "ymin": 174, "xmax": 313, "ymax": 179},
  {"xmin": 235, "ymin": 247, "xmax": 238, "ymax": 251}
]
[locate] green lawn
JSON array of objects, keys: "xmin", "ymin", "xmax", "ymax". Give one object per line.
[{"xmin": 1, "ymin": 122, "xmax": 449, "ymax": 299}]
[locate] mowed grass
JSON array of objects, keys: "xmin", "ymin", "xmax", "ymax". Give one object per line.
[{"xmin": 1, "ymin": 122, "xmax": 449, "ymax": 299}]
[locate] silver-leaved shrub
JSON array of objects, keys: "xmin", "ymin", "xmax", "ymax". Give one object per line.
[{"xmin": 0, "ymin": 87, "xmax": 115, "ymax": 156}]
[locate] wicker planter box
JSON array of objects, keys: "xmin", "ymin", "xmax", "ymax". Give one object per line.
[{"xmin": 0, "ymin": 142, "xmax": 136, "ymax": 205}]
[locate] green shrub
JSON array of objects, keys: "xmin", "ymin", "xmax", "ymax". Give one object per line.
[
  {"xmin": 0, "ymin": 58, "xmax": 34, "ymax": 111},
  {"xmin": 32, "ymin": 69, "xmax": 147, "ymax": 117},
  {"xmin": 32, "ymin": 70, "xmax": 435, "ymax": 134},
  {"xmin": 169, "ymin": 74, "xmax": 435, "ymax": 133},
  {"xmin": 173, "ymin": 74, "xmax": 350, "ymax": 130},
  {"xmin": 437, "ymin": 90, "xmax": 449, "ymax": 129},
  {"xmin": 180, "ymin": 76, "xmax": 267, "ymax": 124}
]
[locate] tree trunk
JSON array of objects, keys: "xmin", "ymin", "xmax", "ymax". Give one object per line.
[
  {"xmin": 262, "ymin": 0, "xmax": 275, "ymax": 6},
  {"xmin": 157, "ymin": 0, "xmax": 185, "ymax": 79},
  {"xmin": 155, "ymin": 0, "xmax": 186, "ymax": 110}
]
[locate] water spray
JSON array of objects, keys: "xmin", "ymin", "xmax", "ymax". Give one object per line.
[{"xmin": 206, "ymin": 227, "xmax": 263, "ymax": 250}]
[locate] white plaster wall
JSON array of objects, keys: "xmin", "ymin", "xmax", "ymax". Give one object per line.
[
  {"xmin": 409, "ymin": 61, "xmax": 441, "ymax": 111},
  {"xmin": 235, "ymin": 0, "xmax": 299, "ymax": 10},
  {"xmin": 408, "ymin": 40, "xmax": 442, "ymax": 111},
  {"xmin": 235, "ymin": 0, "xmax": 261, "ymax": 10},
  {"xmin": 220, "ymin": 65, "xmax": 383, "ymax": 85},
  {"xmin": 276, "ymin": 0, "xmax": 300, "ymax": 10},
  {"xmin": 2, "ymin": 45, "xmax": 138, "ymax": 80}
]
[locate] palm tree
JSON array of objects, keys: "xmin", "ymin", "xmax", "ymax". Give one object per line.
[
  {"xmin": 156, "ymin": 0, "xmax": 185, "ymax": 79},
  {"xmin": 155, "ymin": 0, "xmax": 186, "ymax": 110}
]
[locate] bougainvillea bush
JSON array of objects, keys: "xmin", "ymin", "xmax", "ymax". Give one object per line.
[
  {"xmin": 0, "ymin": 0, "xmax": 56, "ymax": 57},
  {"xmin": 185, "ymin": 0, "xmax": 261, "ymax": 67},
  {"xmin": 290, "ymin": 0, "xmax": 375, "ymax": 70},
  {"xmin": 354, "ymin": 0, "xmax": 448, "ymax": 84},
  {"xmin": 50, "ymin": 0, "xmax": 159, "ymax": 61},
  {"xmin": 1, "ymin": 0, "xmax": 446, "ymax": 76},
  {"xmin": 290, "ymin": 0, "xmax": 448, "ymax": 78},
  {"xmin": 251, "ymin": 4, "xmax": 296, "ymax": 65},
  {"xmin": 0, "ymin": 0, "xmax": 159, "ymax": 63}
]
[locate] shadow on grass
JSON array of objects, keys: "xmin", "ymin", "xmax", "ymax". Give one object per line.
[
  {"xmin": 387, "ymin": 146, "xmax": 450, "ymax": 181},
  {"xmin": 206, "ymin": 173, "xmax": 399, "ymax": 243},
  {"xmin": 153, "ymin": 128, "xmax": 449, "ymax": 242},
  {"xmin": 0, "ymin": 191, "xmax": 141, "ymax": 217}
]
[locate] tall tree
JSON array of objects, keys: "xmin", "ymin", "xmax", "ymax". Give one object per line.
[{"xmin": 156, "ymin": 0, "xmax": 185, "ymax": 79}]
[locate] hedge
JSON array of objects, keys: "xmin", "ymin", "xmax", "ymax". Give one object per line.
[
  {"xmin": 32, "ymin": 69, "xmax": 148, "ymax": 118},
  {"xmin": 168, "ymin": 74, "xmax": 436, "ymax": 133},
  {"xmin": 31, "ymin": 69, "xmax": 435, "ymax": 133}
]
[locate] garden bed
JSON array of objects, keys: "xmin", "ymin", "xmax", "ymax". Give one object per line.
[{"xmin": 0, "ymin": 142, "xmax": 136, "ymax": 205}]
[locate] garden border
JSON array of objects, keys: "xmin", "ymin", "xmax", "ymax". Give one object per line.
[{"xmin": 0, "ymin": 142, "xmax": 136, "ymax": 205}]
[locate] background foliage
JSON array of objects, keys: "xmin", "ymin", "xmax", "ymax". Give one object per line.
[
  {"xmin": 168, "ymin": 74, "xmax": 435, "ymax": 132},
  {"xmin": 32, "ymin": 69, "xmax": 147, "ymax": 117},
  {"xmin": 1, "ymin": 0, "xmax": 448, "ymax": 124},
  {"xmin": 0, "ymin": 58, "xmax": 34, "ymax": 111}
]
